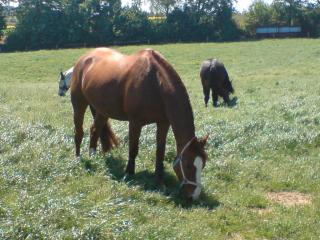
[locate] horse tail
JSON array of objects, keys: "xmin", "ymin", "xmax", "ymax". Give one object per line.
[{"xmin": 100, "ymin": 120, "xmax": 119, "ymax": 152}]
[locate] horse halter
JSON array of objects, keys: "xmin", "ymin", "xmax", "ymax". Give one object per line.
[{"xmin": 173, "ymin": 137, "xmax": 202, "ymax": 188}]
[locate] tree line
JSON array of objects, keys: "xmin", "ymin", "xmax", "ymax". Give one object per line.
[
  {"xmin": 0, "ymin": 0, "xmax": 319, "ymax": 51},
  {"xmin": 245, "ymin": 0, "xmax": 320, "ymax": 37}
]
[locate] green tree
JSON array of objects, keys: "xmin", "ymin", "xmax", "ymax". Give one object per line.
[
  {"xmin": 166, "ymin": 7, "xmax": 198, "ymax": 41},
  {"xmin": 244, "ymin": 0, "xmax": 320, "ymax": 37},
  {"xmin": 113, "ymin": 7, "xmax": 151, "ymax": 43},
  {"xmin": 299, "ymin": 1, "xmax": 320, "ymax": 36},
  {"xmin": 270, "ymin": 0, "xmax": 306, "ymax": 26},
  {"xmin": 78, "ymin": 0, "xmax": 121, "ymax": 45},
  {"xmin": 149, "ymin": 0, "xmax": 180, "ymax": 16},
  {"xmin": 245, "ymin": 0, "xmax": 272, "ymax": 35},
  {"xmin": 5, "ymin": 0, "xmax": 66, "ymax": 50},
  {"xmin": 213, "ymin": 0, "xmax": 239, "ymax": 40},
  {"xmin": 0, "ymin": 3, "xmax": 6, "ymax": 37},
  {"xmin": 181, "ymin": 0, "xmax": 237, "ymax": 40},
  {"xmin": 61, "ymin": 0, "xmax": 89, "ymax": 46},
  {"xmin": 0, "ymin": 0, "xmax": 9, "ymax": 4},
  {"xmin": 5, "ymin": 0, "xmax": 121, "ymax": 50}
]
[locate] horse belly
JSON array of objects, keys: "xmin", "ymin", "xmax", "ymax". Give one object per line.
[
  {"xmin": 125, "ymin": 92, "xmax": 166, "ymax": 123},
  {"xmin": 84, "ymin": 84, "xmax": 128, "ymax": 120},
  {"xmin": 97, "ymin": 103, "xmax": 128, "ymax": 120}
]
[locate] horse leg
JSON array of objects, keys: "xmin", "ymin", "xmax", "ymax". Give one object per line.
[
  {"xmin": 89, "ymin": 105, "xmax": 118, "ymax": 152},
  {"xmin": 72, "ymin": 102, "xmax": 87, "ymax": 157},
  {"xmin": 89, "ymin": 113, "xmax": 105, "ymax": 156},
  {"xmin": 203, "ymin": 87, "xmax": 210, "ymax": 107},
  {"xmin": 89, "ymin": 105, "xmax": 96, "ymax": 118},
  {"xmin": 89, "ymin": 105, "xmax": 97, "ymax": 154},
  {"xmin": 222, "ymin": 92, "xmax": 231, "ymax": 106},
  {"xmin": 212, "ymin": 89, "xmax": 218, "ymax": 107},
  {"xmin": 125, "ymin": 121, "xmax": 142, "ymax": 176},
  {"xmin": 155, "ymin": 121, "xmax": 170, "ymax": 188}
]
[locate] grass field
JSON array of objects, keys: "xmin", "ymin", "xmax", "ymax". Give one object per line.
[{"xmin": 0, "ymin": 39, "xmax": 320, "ymax": 239}]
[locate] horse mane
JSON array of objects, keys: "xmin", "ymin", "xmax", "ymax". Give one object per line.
[
  {"xmin": 148, "ymin": 50, "xmax": 196, "ymax": 148},
  {"xmin": 151, "ymin": 53, "xmax": 207, "ymax": 158},
  {"xmin": 151, "ymin": 51, "xmax": 187, "ymax": 91}
]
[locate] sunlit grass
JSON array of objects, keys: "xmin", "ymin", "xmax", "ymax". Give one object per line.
[{"xmin": 0, "ymin": 39, "xmax": 320, "ymax": 239}]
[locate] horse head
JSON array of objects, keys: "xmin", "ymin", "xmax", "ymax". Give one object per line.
[
  {"xmin": 173, "ymin": 135, "xmax": 209, "ymax": 201},
  {"xmin": 58, "ymin": 67, "xmax": 74, "ymax": 96},
  {"xmin": 58, "ymin": 71, "xmax": 67, "ymax": 96},
  {"xmin": 225, "ymin": 78, "xmax": 234, "ymax": 94}
]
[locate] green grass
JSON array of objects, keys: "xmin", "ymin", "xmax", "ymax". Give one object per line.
[{"xmin": 0, "ymin": 39, "xmax": 320, "ymax": 239}]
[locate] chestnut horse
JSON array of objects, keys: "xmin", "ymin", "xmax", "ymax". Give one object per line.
[{"xmin": 70, "ymin": 48, "xmax": 208, "ymax": 200}]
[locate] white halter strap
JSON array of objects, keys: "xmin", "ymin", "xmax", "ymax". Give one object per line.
[{"xmin": 173, "ymin": 137, "xmax": 201, "ymax": 188}]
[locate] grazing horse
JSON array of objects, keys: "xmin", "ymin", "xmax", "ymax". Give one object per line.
[
  {"xmin": 200, "ymin": 59, "xmax": 234, "ymax": 107},
  {"xmin": 58, "ymin": 67, "xmax": 96, "ymax": 115},
  {"xmin": 71, "ymin": 47, "xmax": 208, "ymax": 200},
  {"xmin": 58, "ymin": 67, "xmax": 74, "ymax": 96},
  {"xmin": 58, "ymin": 66, "xmax": 107, "ymax": 147}
]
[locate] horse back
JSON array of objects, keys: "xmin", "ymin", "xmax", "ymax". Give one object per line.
[
  {"xmin": 201, "ymin": 59, "xmax": 228, "ymax": 88},
  {"xmin": 71, "ymin": 48, "xmax": 166, "ymax": 122},
  {"xmin": 122, "ymin": 50, "xmax": 167, "ymax": 122}
]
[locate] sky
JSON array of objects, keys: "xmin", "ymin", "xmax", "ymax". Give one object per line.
[
  {"xmin": 122, "ymin": 0, "xmax": 274, "ymax": 12},
  {"xmin": 235, "ymin": 0, "xmax": 273, "ymax": 12}
]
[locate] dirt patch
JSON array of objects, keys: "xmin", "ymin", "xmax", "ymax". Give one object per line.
[
  {"xmin": 229, "ymin": 233, "xmax": 267, "ymax": 240},
  {"xmin": 229, "ymin": 233, "xmax": 244, "ymax": 240},
  {"xmin": 267, "ymin": 192, "xmax": 312, "ymax": 207},
  {"xmin": 253, "ymin": 207, "xmax": 273, "ymax": 215}
]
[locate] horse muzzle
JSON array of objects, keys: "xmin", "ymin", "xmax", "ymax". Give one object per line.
[{"xmin": 58, "ymin": 91, "xmax": 66, "ymax": 96}]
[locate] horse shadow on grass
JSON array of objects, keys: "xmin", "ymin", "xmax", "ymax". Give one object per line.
[{"xmin": 102, "ymin": 155, "xmax": 220, "ymax": 210}]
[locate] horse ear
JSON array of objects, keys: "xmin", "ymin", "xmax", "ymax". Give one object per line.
[
  {"xmin": 199, "ymin": 134, "xmax": 209, "ymax": 148},
  {"xmin": 60, "ymin": 71, "xmax": 65, "ymax": 79}
]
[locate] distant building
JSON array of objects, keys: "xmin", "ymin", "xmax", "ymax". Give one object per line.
[{"xmin": 256, "ymin": 26, "xmax": 302, "ymax": 38}]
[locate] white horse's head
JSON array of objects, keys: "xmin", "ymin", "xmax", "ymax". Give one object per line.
[{"xmin": 58, "ymin": 67, "xmax": 74, "ymax": 96}]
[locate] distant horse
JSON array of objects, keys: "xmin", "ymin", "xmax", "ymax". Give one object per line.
[
  {"xmin": 58, "ymin": 66, "xmax": 105, "ymax": 146},
  {"xmin": 200, "ymin": 59, "xmax": 234, "ymax": 107},
  {"xmin": 58, "ymin": 67, "xmax": 74, "ymax": 96},
  {"xmin": 58, "ymin": 66, "xmax": 99, "ymax": 116},
  {"xmin": 71, "ymin": 47, "xmax": 208, "ymax": 200}
]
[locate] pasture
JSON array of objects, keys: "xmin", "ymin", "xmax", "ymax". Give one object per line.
[{"xmin": 0, "ymin": 39, "xmax": 320, "ymax": 239}]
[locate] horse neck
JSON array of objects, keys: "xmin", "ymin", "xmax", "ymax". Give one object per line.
[
  {"xmin": 65, "ymin": 68, "xmax": 74, "ymax": 88},
  {"xmin": 156, "ymin": 62, "xmax": 196, "ymax": 154}
]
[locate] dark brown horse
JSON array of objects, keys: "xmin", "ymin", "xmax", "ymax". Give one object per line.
[
  {"xmin": 70, "ymin": 47, "xmax": 208, "ymax": 200},
  {"xmin": 200, "ymin": 58, "xmax": 234, "ymax": 107}
]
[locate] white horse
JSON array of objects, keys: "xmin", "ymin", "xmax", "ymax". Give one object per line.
[
  {"xmin": 58, "ymin": 67, "xmax": 74, "ymax": 96},
  {"xmin": 58, "ymin": 66, "xmax": 97, "ymax": 119}
]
